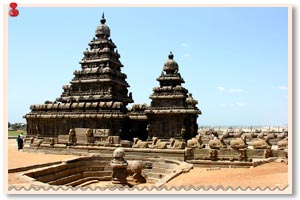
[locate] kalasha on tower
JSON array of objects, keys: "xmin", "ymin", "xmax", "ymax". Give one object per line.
[{"xmin": 25, "ymin": 14, "xmax": 133, "ymax": 138}]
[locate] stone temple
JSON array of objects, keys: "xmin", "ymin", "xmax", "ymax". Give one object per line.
[
  {"xmin": 25, "ymin": 14, "xmax": 201, "ymax": 142},
  {"xmin": 20, "ymin": 15, "xmax": 288, "ymax": 184}
]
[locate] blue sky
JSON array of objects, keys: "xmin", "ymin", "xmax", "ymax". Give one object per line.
[{"xmin": 8, "ymin": 7, "xmax": 289, "ymax": 126}]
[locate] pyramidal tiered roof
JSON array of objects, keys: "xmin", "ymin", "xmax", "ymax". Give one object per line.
[
  {"xmin": 145, "ymin": 52, "xmax": 201, "ymax": 114},
  {"xmin": 144, "ymin": 52, "xmax": 201, "ymax": 139},
  {"xmin": 27, "ymin": 13, "xmax": 133, "ymax": 119},
  {"xmin": 58, "ymin": 13, "xmax": 133, "ymax": 106}
]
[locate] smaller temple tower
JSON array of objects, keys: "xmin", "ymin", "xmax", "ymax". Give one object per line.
[{"xmin": 145, "ymin": 52, "xmax": 201, "ymax": 140}]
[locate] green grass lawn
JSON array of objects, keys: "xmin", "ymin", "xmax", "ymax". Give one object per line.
[{"xmin": 8, "ymin": 130, "xmax": 27, "ymax": 137}]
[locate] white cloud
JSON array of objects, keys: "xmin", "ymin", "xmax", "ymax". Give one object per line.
[
  {"xmin": 278, "ymin": 86, "xmax": 288, "ymax": 90},
  {"xmin": 181, "ymin": 43, "xmax": 188, "ymax": 47},
  {"xmin": 184, "ymin": 53, "xmax": 191, "ymax": 57},
  {"xmin": 229, "ymin": 88, "xmax": 243, "ymax": 93},
  {"xmin": 217, "ymin": 86, "xmax": 225, "ymax": 92},
  {"xmin": 217, "ymin": 87, "xmax": 245, "ymax": 93}
]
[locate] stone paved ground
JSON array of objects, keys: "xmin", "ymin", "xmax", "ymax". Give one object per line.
[{"xmin": 7, "ymin": 139, "xmax": 289, "ymax": 190}]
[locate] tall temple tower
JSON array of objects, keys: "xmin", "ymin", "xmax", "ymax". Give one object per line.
[
  {"xmin": 25, "ymin": 14, "xmax": 133, "ymax": 138},
  {"xmin": 145, "ymin": 52, "xmax": 201, "ymax": 140}
]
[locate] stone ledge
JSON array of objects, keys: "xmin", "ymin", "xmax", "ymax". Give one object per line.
[{"xmin": 8, "ymin": 161, "xmax": 62, "ymax": 173}]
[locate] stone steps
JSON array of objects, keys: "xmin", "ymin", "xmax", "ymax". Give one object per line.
[
  {"xmin": 66, "ymin": 176, "xmax": 112, "ymax": 187},
  {"xmin": 83, "ymin": 160, "xmax": 111, "ymax": 166},
  {"xmin": 84, "ymin": 166, "xmax": 105, "ymax": 171},
  {"xmin": 48, "ymin": 173, "xmax": 82, "ymax": 185},
  {"xmin": 47, "ymin": 170, "xmax": 112, "ymax": 186},
  {"xmin": 82, "ymin": 171, "xmax": 111, "ymax": 178},
  {"xmin": 143, "ymin": 161, "xmax": 180, "ymax": 182},
  {"xmin": 35, "ymin": 166, "xmax": 84, "ymax": 183}
]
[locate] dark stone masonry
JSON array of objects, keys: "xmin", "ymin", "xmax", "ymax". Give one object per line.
[{"xmin": 25, "ymin": 13, "xmax": 201, "ymax": 142}]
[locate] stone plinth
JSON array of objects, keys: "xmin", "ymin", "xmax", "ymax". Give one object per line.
[{"xmin": 110, "ymin": 148, "xmax": 128, "ymax": 184}]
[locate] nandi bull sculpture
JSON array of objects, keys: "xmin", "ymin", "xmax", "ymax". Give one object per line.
[
  {"xmin": 132, "ymin": 138, "xmax": 148, "ymax": 148},
  {"xmin": 150, "ymin": 137, "xmax": 168, "ymax": 149},
  {"xmin": 230, "ymin": 134, "xmax": 248, "ymax": 149},
  {"xmin": 187, "ymin": 134, "xmax": 205, "ymax": 149},
  {"xmin": 208, "ymin": 135, "xmax": 227, "ymax": 149}
]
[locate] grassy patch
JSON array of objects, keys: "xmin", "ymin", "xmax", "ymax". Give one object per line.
[{"xmin": 8, "ymin": 130, "xmax": 27, "ymax": 137}]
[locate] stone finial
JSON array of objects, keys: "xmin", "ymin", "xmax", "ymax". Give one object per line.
[
  {"xmin": 100, "ymin": 12, "xmax": 106, "ymax": 24},
  {"xmin": 163, "ymin": 51, "xmax": 178, "ymax": 73},
  {"xmin": 96, "ymin": 12, "xmax": 110, "ymax": 37},
  {"xmin": 168, "ymin": 51, "xmax": 174, "ymax": 59}
]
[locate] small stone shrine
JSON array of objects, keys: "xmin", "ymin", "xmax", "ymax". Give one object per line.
[{"xmin": 145, "ymin": 52, "xmax": 201, "ymax": 140}]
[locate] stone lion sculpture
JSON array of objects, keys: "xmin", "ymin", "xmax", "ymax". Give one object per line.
[
  {"xmin": 132, "ymin": 138, "xmax": 148, "ymax": 148},
  {"xmin": 187, "ymin": 135, "xmax": 205, "ymax": 148}
]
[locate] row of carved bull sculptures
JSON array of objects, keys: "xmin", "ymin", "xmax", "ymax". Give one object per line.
[
  {"xmin": 65, "ymin": 127, "xmax": 288, "ymax": 150},
  {"xmin": 131, "ymin": 131, "xmax": 288, "ymax": 150},
  {"xmin": 132, "ymin": 137, "xmax": 186, "ymax": 149},
  {"xmin": 200, "ymin": 128, "xmax": 288, "ymax": 139}
]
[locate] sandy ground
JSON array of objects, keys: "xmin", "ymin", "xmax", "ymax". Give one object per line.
[
  {"xmin": 165, "ymin": 162, "xmax": 288, "ymax": 189},
  {"xmin": 7, "ymin": 141, "xmax": 77, "ymax": 170},
  {"xmin": 7, "ymin": 139, "xmax": 288, "ymax": 189}
]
